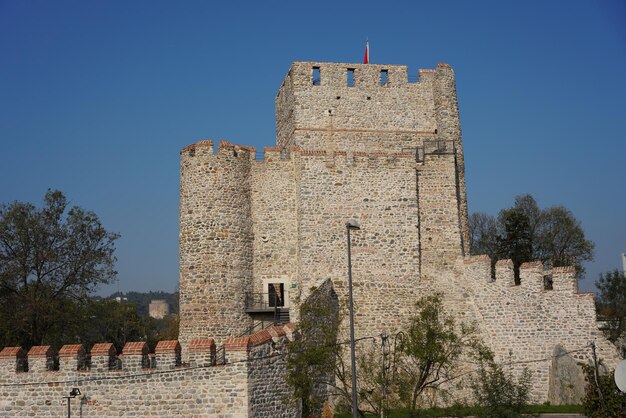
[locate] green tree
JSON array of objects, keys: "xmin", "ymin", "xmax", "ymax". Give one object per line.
[
  {"xmin": 469, "ymin": 194, "xmax": 594, "ymax": 282},
  {"xmin": 581, "ymin": 364, "xmax": 626, "ymax": 418},
  {"xmin": 286, "ymin": 280, "xmax": 340, "ymax": 418},
  {"xmin": 0, "ymin": 190, "xmax": 119, "ymax": 348},
  {"xmin": 498, "ymin": 207, "xmax": 533, "ymax": 284},
  {"xmin": 470, "ymin": 352, "xmax": 532, "ymax": 418},
  {"xmin": 394, "ymin": 294, "xmax": 480, "ymax": 418},
  {"xmin": 595, "ymin": 269, "xmax": 626, "ymax": 345},
  {"xmin": 78, "ymin": 299, "xmax": 152, "ymax": 353}
]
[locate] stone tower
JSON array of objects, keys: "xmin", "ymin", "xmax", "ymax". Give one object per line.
[
  {"xmin": 179, "ymin": 61, "xmax": 470, "ymax": 347},
  {"xmin": 179, "ymin": 141, "xmax": 255, "ymax": 348},
  {"xmin": 177, "ymin": 61, "xmax": 621, "ymax": 402},
  {"xmin": 275, "ymin": 62, "xmax": 470, "ymax": 272}
]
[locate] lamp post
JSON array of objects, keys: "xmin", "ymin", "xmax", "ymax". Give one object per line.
[
  {"xmin": 64, "ymin": 388, "xmax": 81, "ymax": 418},
  {"xmin": 346, "ymin": 219, "xmax": 360, "ymax": 418}
]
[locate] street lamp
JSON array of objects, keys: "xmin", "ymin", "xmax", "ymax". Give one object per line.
[
  {"xmin": 346, "ymin": 219, "xmax": 360, "ymax": 418},
  {"xmin": 64, "ymin": 387, "xmax": 81, "ymax": 418}
]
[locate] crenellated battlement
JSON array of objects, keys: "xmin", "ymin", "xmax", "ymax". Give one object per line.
[
  {"xmin": 0, "ymin": 325, "xmax": 297, "ymax": 417},
  {"xmin": 180, "ymin": 139, "xmax": 453, "ymax": 165},
  {"xmin": 277, "ymin": 61, "xmax": 453, "ymax": 91},
  {"xmin": 0, "ymin": 324, "xmax": 293, "ymax": 377},
  {"xmin": 461, "ymin": 255, "xmax": 579, "ymax": 294}
]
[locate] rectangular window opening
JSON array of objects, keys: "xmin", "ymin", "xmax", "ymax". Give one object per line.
[
  {"xmin": 543, "ymin": 275, "xmax": 553, "ymax": 290},
  {"xmin": 347, "ymin": 68, "xmax": 355, "ymax": 87},
  {"xmin": 380, "ymin": 69, "xmax": 389, "ymax": 86},
  {"xmin": 312, "ymin": 67, "xmax": 321, "ymax": 86}
]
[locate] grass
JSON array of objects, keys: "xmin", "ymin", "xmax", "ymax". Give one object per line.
[{"xmin": 333, "ymin": 404, "xmax": 585, "ymax": 417}]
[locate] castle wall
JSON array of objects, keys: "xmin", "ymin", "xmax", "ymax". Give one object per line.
[
  {"xmin": 179, "ymin": 141, "xmax": 254, "ymax": 348},
  {"xmin": 430, "ymin": 256, "xmax": 622, "ymax": 403},
  {"xmin": 433, "ymin": 64, "xmax": 469, "ymax": 254},
  {"xmin": 0, "ymin": 328, "xmax": 296, "ymax": 417}
]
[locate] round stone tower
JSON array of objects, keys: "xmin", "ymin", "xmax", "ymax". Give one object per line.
[{"xmin": 178, "ymin": 140, "xmax": 254, "ymax": 349}]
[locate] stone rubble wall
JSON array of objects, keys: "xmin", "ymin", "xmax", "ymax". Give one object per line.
[
  {"xmin": 428, "ymin": 255, "xmax": 621, "ymax": 403},
  {"xmin": 0, "ymin": 327, "xmax": 296, "ymax": 417}
]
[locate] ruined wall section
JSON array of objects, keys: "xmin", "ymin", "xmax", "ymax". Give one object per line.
[
  {"xmin": 275, "ymin": 62, "xmax": 438, "ymax": 152},
  {"xmin": 437, "ymin": 256, "xmax": 622, "ymax": 403},
  {"xmin": 179, "ymin": 141, "xmax": 254, "ymax": 349},
  {"xmin": 294, "ymin": 150, "xmax": 421, "ymax": 336},
  {"xmin": 247, "ymin": 327, "xmax": 298, "ymax": 417}
]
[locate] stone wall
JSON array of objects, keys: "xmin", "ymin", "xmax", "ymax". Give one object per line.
[
  {"xmin": 429, "ymin": 256, "xmax": 621, "ymax": 403},
  {"xmin": 0, "ymin": 327, "xmax": 296, "ymax": 417}
]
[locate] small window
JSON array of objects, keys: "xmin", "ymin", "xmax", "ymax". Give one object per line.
[
  {"xmin": 347, "ymin": 68, "xmax": 355, "ymax": 87},
  {"xmin": 380, "ymin": 69, "xmax": 388, "ymax": 86},
  {"xmin": 543, "ymin": 275, "xmax": 553, "ymax": 290},
  {"xmin": 312, "ymin": 67, "xmax": 321, "ymax": 86}
]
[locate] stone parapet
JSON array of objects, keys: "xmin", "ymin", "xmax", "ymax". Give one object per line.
[
  {"xmin": 0, "ymin": 325, "xmax": 297, "ymax": 417},
  {"xmin": 189, "ymin": 338, "xmax": 216, "ymax": 367},
  {"xmin": 58, "ymin": 344, "xmax": 86, "ymax": 372},
  {"xmin": 27, "ymin": 346, "xmax": 54, "ymax": 372},
  {"xmin": 122, "ymin": 341, "xmax": 148, "ymax": 372},
  {"xmin": 90, "ymin": 343, "xmax": 117, "ymax": 372},
  {"xmin": 154, "ymin": 340, "xmax": 181, "ymax": 370},
  {"xmin": 0, "ymin": 347, "xmax": 26, "ymax": 374}
]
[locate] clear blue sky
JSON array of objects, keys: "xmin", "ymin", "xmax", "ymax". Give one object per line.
[{"xmin": 1, "ymin": 0, "xmax": 624, "ymax": 295}]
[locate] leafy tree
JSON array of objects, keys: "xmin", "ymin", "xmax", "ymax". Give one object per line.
[
  {"xmin": 470, "ymin": 352, "xmax": 532, "ymax": 418},
  {"xmin": 0, "ymin": 190, "xmax": 119, "ymax": 348},
  {"xmin": 498, "ymin": 208, "xmax": 533, "ymax": 283},
  {"xmin": 394, "ymin": 294, "xmax": 480, "ymax": 417},
  {"xmin": 595, "ymin": 269, "xmax": 626, "ymax": 345},
  {"xmin": 469, "ymin": 194, "xmax": 594, "ymax": 282},
  {"xmin": 581, "ymin": 364, "xmax": 626, "ymax": 418},
  {"xmin": 78, "ymin": 299, "xmax": 152, "ymax": 353},
  {"xmin": 286, "ymin": 280, "xmax": 340, "ymax": 418}
]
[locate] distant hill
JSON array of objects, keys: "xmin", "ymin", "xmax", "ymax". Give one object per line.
[{"xmin": 108, "ymin": 291, "xmax": 179, "ymax": 317}]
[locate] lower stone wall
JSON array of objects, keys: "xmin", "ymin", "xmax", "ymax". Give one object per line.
[
  {"xmin": 0, "ymin": 362, "xmax": 248, "ymax": 417},
  {"xmin": 0, "ymin": 326, "xmax": 297, "ymax": 418}
]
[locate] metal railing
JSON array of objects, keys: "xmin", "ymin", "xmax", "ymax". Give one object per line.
[{"xmin": 244, "ymin": 291, "xmax": 284, "ymax": 310}]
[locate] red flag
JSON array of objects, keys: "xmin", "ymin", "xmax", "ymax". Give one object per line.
[{"xmin": 363, "ymin": 39, "xmax": 369, "ymax": 64}]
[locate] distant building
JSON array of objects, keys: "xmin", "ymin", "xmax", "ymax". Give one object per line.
[{"xmin": 149, "ymin": 299, "xmax": 170, "ymax": 319}]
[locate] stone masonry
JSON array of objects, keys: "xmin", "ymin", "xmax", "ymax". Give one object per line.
[
  {"xmin": 0, "ymin": 326, "xmax": 297, "ymax": 417},
  {"xmin": 178, "ymin": 60, "xmax": 622, "ymax": 404}
]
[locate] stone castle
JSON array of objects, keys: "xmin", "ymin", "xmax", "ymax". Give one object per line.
[
  {"xmin": 178, "ymin": 61, "xmax": 620, "ymax": 401},
  {"xmin": 0, "ymin": 60, "xmax": 621, "ymax": 417}
]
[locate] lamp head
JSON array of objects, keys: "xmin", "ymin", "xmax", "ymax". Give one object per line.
[
  {"xmin": 69, "ymin": 388, "xmax": 81, "ymax": 397},
  {"xmin": 346, "ymin": 219, "xmax": 361, "ymax": 230}
]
